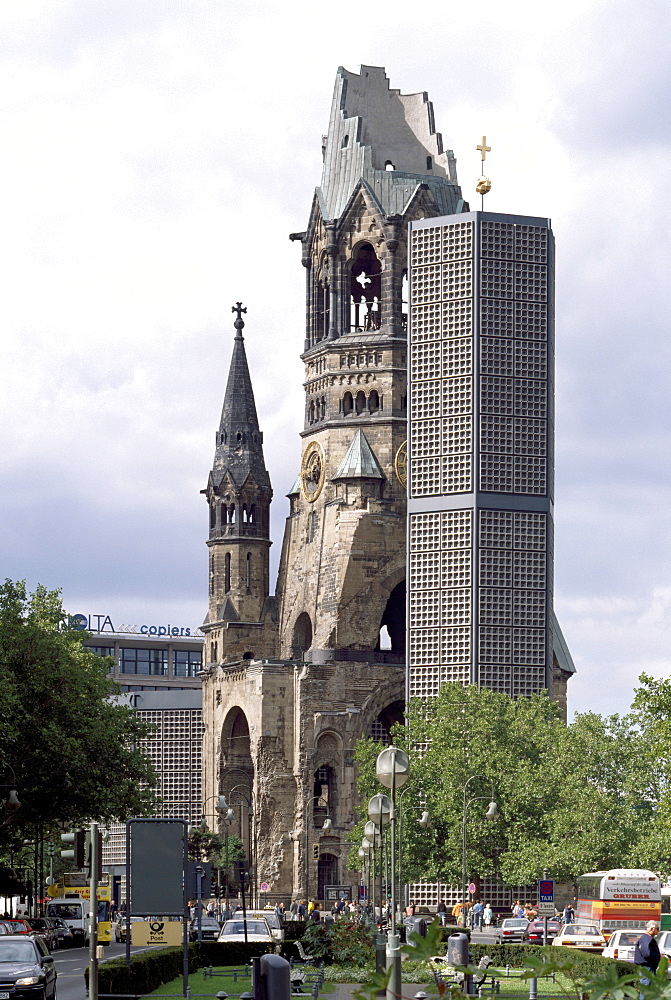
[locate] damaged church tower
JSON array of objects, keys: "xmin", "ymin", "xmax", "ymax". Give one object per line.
[{"xmin": 201, "ymin": 66, "xmax": 465, "ymax": 902}]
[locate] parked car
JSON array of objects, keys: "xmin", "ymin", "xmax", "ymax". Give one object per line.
[
  {"xmin": 243, "ymin": 910, "xmax": 285, "ymax": 944},
  {"xmin": 188, "ymin": 917, "xmax": 221, "ymax": 941},
  {"xmin": 25, "ymin": 919, "xmax": 57, "ymax": 952},
  {"xmin": 552, "ymin": 923, "xmax": 607, "ymax": 951},
  {"xmin": 2, "ymin": 920, "xmax": 34, "ymax": 937},
  {"xmin": 495, "ymin": 918, "xmax": 529, "ymax": 942},
  {"xmin": 217, "ymin": 917, "xmax": 274, "ymax": 944},
  {"xmin": 114, "ymin": 916, "xmax": 145, "ymax": 943},
  {"xmin": 0, "ymin": 934, "xmax": 57, "ymax": 1000},
  {"xmin": 602, "ymin": 929, "xmax": 646, "ymax": 962},
  {"xmin": 49, "ymin": 918, "xmax": 74, "ymax": 949},
  {"xmin": 657, "ymin": 930, "xmax": 671, "ymax": 959},
  {"xmin": 523, "ymin": 919, "xmax": 560, "ymax": 943}
]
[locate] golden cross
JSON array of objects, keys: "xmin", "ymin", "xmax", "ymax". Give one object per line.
[{"xmin": 476, "ymin": 136, "xmax": 491, "ymax": 163}]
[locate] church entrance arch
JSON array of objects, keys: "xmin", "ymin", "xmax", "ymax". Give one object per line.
[
  {"xmin": 317, "ymin": 853, "xmax": 339, "ymax": 901},
  {"xmin": 367, "ymin": 699, "xmax": 405, "ymax": 744},
  {"xmin": 220, "ymin": 707, "xmax": 254, "ymax": 872}
]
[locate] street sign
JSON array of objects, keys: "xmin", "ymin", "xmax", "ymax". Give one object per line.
[
  {"xmin": 260, "ymin": 882, "xmax": 270, "ymax": 892},
  {"xmin": 538, "ymin": 878, "xmax": 554, "ymax": 916},
  {"xmin": 131, "ymin": 920, "xmax": 183, "ymax": 947},
  {"xmin": 468, "ymin": 882, "xmax": 476, "ymax": 895}
]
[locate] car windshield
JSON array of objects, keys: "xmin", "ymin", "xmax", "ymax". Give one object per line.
[
  {"xmin": 0, "ymin": 941, "xmax": 37, "ymax": 963},
  {"xmin": 616, "ymin": 933, "xmax": 642, "ymax": 945},
  {"xmin": 222, "ymin": 920, "xmax": 268, "ymax": 935},
  {"xmin": 48, "ymin": 904, "xmax": 82, "ymax": 919},
  {"xmin": 567, "ymin": 925, "xmax": 600, "ymax": 936}
]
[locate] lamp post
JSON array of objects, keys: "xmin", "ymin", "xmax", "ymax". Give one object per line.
[
  {"xmin": 227, "ymin": 783, "xmax": 257, "ymax": 908},
  {"xmin": 397, "ymin": 790, "xmax": 431, "ymax": 912},
  {"xmin": 198, "ymin": 793, "xmax": 234, "ymax": 914},
  {"xmin": 367, "ymin": 794, "xmax": 392, "ymax": 998},
  {"xmin": 0, "ymin": 765, "xmax": 21, "ymax": 827},
  {"xmin": 462, "ymin": 776, "xmax": 499, "ymax": 932},
  {"xmin": 375, "ymin": 747, "xmax": 409, "ymax": 1000}
]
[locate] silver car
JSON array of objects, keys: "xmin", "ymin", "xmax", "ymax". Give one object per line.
[{"xmin": 217, "ymin": 918, "xmax": 274, "ymax": 944}]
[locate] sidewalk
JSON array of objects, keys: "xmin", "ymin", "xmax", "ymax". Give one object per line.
[{"xmin": 329, "ymin": 986, "xmax": 430, "ymax": 1000}]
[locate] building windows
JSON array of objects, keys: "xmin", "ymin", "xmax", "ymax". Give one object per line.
[
  {"xmin": 173, "ymin": 650, "xmax": 202, "ymax": 677},
  {"xmin": 89, "ymin": 646, "xmax": 115, "ymax": 658},
  {"xmin": 119, "ymin": 647, "xmax": 167, "ymax": 676}
]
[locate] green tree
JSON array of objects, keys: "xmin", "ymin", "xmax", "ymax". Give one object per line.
[
  {"xmin": 188, "ymin": 828, "xmax": 244, "ymax": 897},
  {"xmin": 0, "ymin": 580, "xmax": 158, "ymax": 846},
  {"xmin": 352, "ymin": 682, "xmax": 659, "ymax": 889}
]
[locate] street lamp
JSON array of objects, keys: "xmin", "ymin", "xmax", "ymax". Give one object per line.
[
  {"xmin": 227, "ymin": 784, "xmax": 257, "ymax": 908},
  {"xmin": 462, "ymin": 776, "xmax": 499, "ymax": 930},
  {"xmin": 0, "ymin": 766, "xmax": 21, "ymax": 827},
  {"xmin": 375, "ymin": 746, "xmax": 409, "ymax": 1000}
]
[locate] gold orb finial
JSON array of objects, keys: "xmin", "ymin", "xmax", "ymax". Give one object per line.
[{"xmin": 476, "ymin": 177, "xmax": 492, "ymax": 195}]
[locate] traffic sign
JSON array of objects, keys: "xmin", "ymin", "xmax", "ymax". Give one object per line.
[
  {"xmin": 260, "ymin": 882, "xmax": 270, "ymax": 892},
  {"xmin": 468, "ymin": 882, "xmax": 476, "ymax": 895},
  {"xmin": 538, "ymin": 878, "xmax": 554, "ymax": 915}
]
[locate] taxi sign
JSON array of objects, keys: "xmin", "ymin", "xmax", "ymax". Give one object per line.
[{"xmin": 538, "ymin": 878, "xmax": 554, "ymax": 916}]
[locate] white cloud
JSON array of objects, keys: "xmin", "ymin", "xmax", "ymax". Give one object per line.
[{"xmin": 0, "ymin": 0, "xmax": 668, "ymax": 718}]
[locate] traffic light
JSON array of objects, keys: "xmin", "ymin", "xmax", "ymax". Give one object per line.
[
  {"xmin": 84, "ymin": 829, "xmax": 103, "ymax": 881},
  {"xmin": 61, "ymin": 830, "xmax": 85, "ymax": 867}
]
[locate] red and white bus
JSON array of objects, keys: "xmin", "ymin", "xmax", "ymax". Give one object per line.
[{"xmin": 575, "ymin": 869, "xmax": 661, "ymax": 939}]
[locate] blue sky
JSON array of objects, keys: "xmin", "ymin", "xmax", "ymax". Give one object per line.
[{"xmin": 0, "ymin": 0, "xmax": 669, "ymax": 718}]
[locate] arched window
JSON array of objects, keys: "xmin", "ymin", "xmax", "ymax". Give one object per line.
[
  {"xmin": 384, "ymin": 160, "xmax": 395, "ymax": 171},
  {"xmin": 229, "ymin": 504, "xmax": 236, "ymax": 524},
  {"xmin": 250, "ymin": 504, "xmax": 256, "ymax": 524},
  {"xmin": 309, "ymin": 400, "xmax": 315, "ymax": 424},
  {"xmin": 246, "ymin": 552, "xmax": 251, "ymax": 591},
  {"xmin": 349, "ymin": 242, "xmax": 382, "ymax": 333},
  {"xmin": 341, "ymin": 134, "xmax": 349, "ymax": 148},
  {"xmin": 426, "ymin": 155, "xmax": 433, "ymax": 170},
  {"xmin": 210, "ymin": 504, "xmax": 216, "ymax": 530},
  {"xmin": 368, "ymin": 390, "xmax": 379, "ymax": 413},
  {"xmin": 355, "ymin": 390, "xmax": 366, "ymax": 415},
  {"xmin": 343, "ymin": 391, "xmax": 353, "ymax": 416},
  {"xmin": 224, "ymin": 552, "xmax": 231, "ymax": 593},
  {"xmin": 292, "ymin": 612, "xmax": 312, "ymax": 658}
]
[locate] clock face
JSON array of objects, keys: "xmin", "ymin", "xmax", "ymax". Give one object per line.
[
  {"xmin": 300, "ymin": 441, "xmax": 325, "ymax": 502},
  {"xmin": 395, "ymin": 440, "xmax": 407, "ymax": 489}
]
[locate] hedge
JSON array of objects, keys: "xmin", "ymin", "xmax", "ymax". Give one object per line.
[
  {"xmin": 469, "ymin": 942, "xmax": 634, "ymax": 978},
  {"xmin": 87, "ymin": 942, "xmax": 274, "ymax": 995}
]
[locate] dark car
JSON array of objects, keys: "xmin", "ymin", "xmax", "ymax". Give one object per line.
[
  {"xmin": 47, "ymin": 921, "xmax": 72, "ymax": 950},
  {"xmin": 0, "ymin": 934, "xmax": 57, "ymax": 1000},
  {"xmin": 188, "ymin": 917, "xmax": 221, "ymax": 941},
  {"xmin": 23, "ymin": 923, "xmax": 56, "ymax": 953},
  {"xmin": 523, "ymin": 919, "xmax": 560, "ymax": 943}
]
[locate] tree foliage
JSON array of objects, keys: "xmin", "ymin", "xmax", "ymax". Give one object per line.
[
  {"xmin": 352, "ymin": 679, "xmax": 671, "ymax": 888},
  {"xmin": 0, "ymin": 580, "xmax": 158, "ymax": 845}
]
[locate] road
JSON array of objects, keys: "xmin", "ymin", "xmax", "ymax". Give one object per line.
[{"xmin": 53, "ymin": 942, "xmax": 154, "ymax": 1000}]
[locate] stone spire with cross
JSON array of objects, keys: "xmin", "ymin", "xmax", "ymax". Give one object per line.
[{"xmin": 202, "ymin": 304, "xmax": 273, "ymax": 629}]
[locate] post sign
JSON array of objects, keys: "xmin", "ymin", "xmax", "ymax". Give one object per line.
[
  {"xmin": 538, "ymin": 878, "xmax": 554, "ymax": 916},
  {"xmin": 260, "ymin": 882, "xmax": 270, "ymax": 893},
  {"xmin": 131, "ymin": 920, "xmax": 183, "ymax": 947}
]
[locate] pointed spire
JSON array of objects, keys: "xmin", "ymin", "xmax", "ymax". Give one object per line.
[
  {"xmin": 212, "ymin": 304, "xmax": 270, "ymax": 489},
  {"xmin": 333, "ymin": 429, "xmax": 385, "ymax": 480}
]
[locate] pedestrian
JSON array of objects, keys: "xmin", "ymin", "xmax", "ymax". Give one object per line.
[
  {"xmin": 483, "ymin": 903, "xmax": 493, "ymax": 929},
  {"xmin": 562, "ymin": 904, "xmax": 574, "ymax": 924},
  {"xmin": 634, "ymin": 921, "xmax": 661, "ymax": 993},
  {"xmin": 472, "ymin": 900, "xmax": 484, "ymax": 931},
  {"xmin": 297, "ymin": 899, "xmax": 306, "ymax": 921},
  {"xmin": 437, "ymin": 899, "xmax": 448, "ymax": 926},
  {"xmin": 310, "ymin": 904, "xmax": 321, "ymax": 922}
]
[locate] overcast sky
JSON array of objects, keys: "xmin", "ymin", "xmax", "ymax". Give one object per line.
[{"xmin": 1, "ymin": 0, "xmax": 669, "ymax": 720}]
